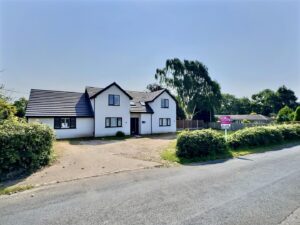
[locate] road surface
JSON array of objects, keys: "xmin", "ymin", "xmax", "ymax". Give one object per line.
[{"xmin": 1, "ymin": 145, "xmax": 300, "ymax": 225}]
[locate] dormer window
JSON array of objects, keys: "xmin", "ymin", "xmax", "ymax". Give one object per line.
[
  {"xmin": 130, "ymin": 101, "xmax": 136, "ymax": 106},
  {"xmin": 108, "ymin": 94, "xmax": 120, "ymax": 106},
  {"xmin": 161, "ymin": 99, "xmax": 169, "ymax": 108}
]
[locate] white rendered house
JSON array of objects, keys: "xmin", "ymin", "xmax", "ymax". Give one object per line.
[{"xmin": 26, "ymin": 82, "xmax": 177, "ymax": 139}]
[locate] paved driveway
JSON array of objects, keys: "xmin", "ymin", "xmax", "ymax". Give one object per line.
[{"xmin": 4, "ymin": 134, "xmax": 176, "ymax": 187}]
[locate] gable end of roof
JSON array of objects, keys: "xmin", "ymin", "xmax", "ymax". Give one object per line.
[{"xmin": 88, "ymin": 82, "xmax": 133, "ymax": 100}]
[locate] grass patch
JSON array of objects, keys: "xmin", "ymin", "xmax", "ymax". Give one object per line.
[
  {"xmin": 230, "ymin": 140, "xmax": 300, "ymax": 157},
  {"xmin": 161, "ymin": 139, "xmax": 300, "ymax": 164},
  {"xmin": 0, "ymin": 185, "xmax": 34, "ymax": 195}
]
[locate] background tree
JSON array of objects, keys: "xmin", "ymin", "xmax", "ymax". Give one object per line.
[
  {"xmin": 276, "ymin": 106, "xmax": 294, "ymax": 122},
  {"xmin": 218, "ymin": 94, "xmax": 239, "ymax": 114},
  {"xmin": 251, "ymin": 89, "xmax": 281, "ymax": 116},
  {"xmin": 277, "ymin": 85, "xmax": 298, "ymax": 110},
  {"xmin": 155, "ymin": 58, "xmax": 221, "ymax": 121},
  {"xmin": 13, "ymin": 97, "xmax": 28, "ymax": 118},
  {"xmin": 146, "ymin": 83, "xmax": 163, "ymax": 92},
  {"xmin": 294, "ymin": 106, "xmax": 300, "ymax": 121},
  {"xmin": 217, "ymin": 94, "xmax": 252, "ymax": 115}
]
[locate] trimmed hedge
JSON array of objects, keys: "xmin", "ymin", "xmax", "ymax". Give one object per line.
[
  {"xmin": 176, "ymin": 129, "xmax": 227, "ymax": 158},
  {"xmin": 228, "ymin": 124, "xmax": 300, "ymax": 149},
  {"xmin": 0, "ymin": 120, "xmax": 55, "ymax": 178}
]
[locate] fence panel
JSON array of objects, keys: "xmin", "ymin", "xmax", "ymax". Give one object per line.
[{"xmin": 176, "ymin": 120, "xmax": 205, "ymax": 130}]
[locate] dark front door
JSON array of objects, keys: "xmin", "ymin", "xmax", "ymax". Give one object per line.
[{"xmin": 131, "ymin": 118, "xmax": 139, "ymax": 135}]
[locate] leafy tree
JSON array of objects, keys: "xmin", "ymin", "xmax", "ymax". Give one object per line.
[
  {"xmin": 176, "ymin": 103, "xmax": 186, "ymax": 120},
  {"xmin": 237, "ymin": 97, "xmax": 252, "ymax": 114},
  {"xmin": 13, "ymin": 97, "xmax": 28, "ymax": 118},
  {"xmin": 251, "ymin": 89, "xmax": 281, "ymax": 116},
  {"xmin": 217, "ymin": 94, "xmax": 251, "ymax": 115},
  {"xmin": 218, "ymin": 94, "xmax": 238, "ymax": 114},
  {"xmin": 146, "ymin": 83, "xmax": 163, "ymax": 92},
  {"xmin": 155, "ymin": 58, "xmax": 221, "ymax": 120},
  {"xmin": 276, "ymin": 106, "xmax": 294, "ymax": 122},
  {"xmin": 0, "ymin": 84, "xmax": 10, "ymax": 101},
  {"xmin": 277, "ymin": 85, "xmax": 298, "ymax": 110},
  {"xmin": 294, "ymin": 106, "xmax": 300, "ymax": 121},
  {"xmin": 0, "ymin": 99, "xmax": 16, "ymax": 121}
]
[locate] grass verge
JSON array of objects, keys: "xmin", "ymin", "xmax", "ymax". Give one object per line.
[
  {"xmin": 161, "ymin": 140, "xmax": 300, "ymax": 164},
  {"xmin": 230, "ymin": 140, "xmax": 300, "ymax": 157},
  {"xmin": 0, "ymin": 185, "xmax": 34, "ymax": 195}
]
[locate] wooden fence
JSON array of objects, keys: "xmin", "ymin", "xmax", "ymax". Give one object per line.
[{"xmin": 176, "ymin": 120, "xmax": 205, "ymax": 130}]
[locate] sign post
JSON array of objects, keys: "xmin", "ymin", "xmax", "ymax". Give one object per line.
[{"xmin": 220, "ymin": 116, "xmax": 231, "ymax": 141}]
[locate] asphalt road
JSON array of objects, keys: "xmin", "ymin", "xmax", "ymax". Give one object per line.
[{"xmin": 1, "ymin": 145, "xmax": 300, "ymax": 225}]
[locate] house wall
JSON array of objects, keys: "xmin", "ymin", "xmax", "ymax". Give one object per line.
[
  {"xmin": 28, "ymin": 117, "xmax": 94, "ymax": 139},
  {"xmin": 140, "ymin": 113, "xmax": 152, "ymax": 134},
  {"xmin": 93, "ymin": 84, "xmax": 131, "ymax": 137},
  {"xmin": 148, "ymin": 91, "xmax": 176, "ymax": 133}
]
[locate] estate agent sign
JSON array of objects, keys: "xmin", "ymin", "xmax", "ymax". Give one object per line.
[{"xmin": 220, "ymin": 116, "xmax": 231, "ymax": 141}]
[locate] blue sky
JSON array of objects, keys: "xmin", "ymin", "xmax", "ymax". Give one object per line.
[{"xmin": 0, "ymin": 0, "xmax": 299, "ymax": 100}]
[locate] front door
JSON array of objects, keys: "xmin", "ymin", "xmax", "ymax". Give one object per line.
[{"xmin": 130, "ymin": 118, "xmax": 139, "ymax": 135}]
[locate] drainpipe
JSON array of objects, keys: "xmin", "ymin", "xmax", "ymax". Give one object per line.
[{"xmin": 151, "ymin": 114, "xmax": 153, "ymax": 134}]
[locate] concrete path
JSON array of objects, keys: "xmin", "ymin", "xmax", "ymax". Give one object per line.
[{"xmin": 0, "ymin": 145, "xmax": 299, "ymax": 225}]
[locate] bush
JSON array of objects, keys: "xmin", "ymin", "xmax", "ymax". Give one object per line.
[
  {"xmin": 0, "ymin": 120, "xmax": 55, "ymax": 178},
  {"xmin": 277, "ymin": 106, "xmax": 294, "ymax": 122},
  {"xmin": 176, "ymin": 129, "xmax": 227, "ymax": 158},
  {"xmin": 228, "ymin": 124, "xmax": 300, "ymax": 149},
  {"xmin": 294, "ymin": 106, "xmax": 300, "ymax": 121},
  {"xmin": 115, "ymin": 131, "xmax": 125, "ymax": 137}
]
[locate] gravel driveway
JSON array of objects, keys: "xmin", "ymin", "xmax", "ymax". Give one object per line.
[{"xmin": 5, "ymin": 134, "xmax": 176, "ymax": 187}]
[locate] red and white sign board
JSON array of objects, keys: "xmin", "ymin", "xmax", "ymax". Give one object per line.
[{"xmin": 220, "ymin": 116, "xmax": 231, "ymax": 130}]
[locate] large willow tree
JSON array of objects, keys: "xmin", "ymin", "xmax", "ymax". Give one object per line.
[{"xmin": 155, "ymin": 58, "xmax": 221, "ymax": 120}]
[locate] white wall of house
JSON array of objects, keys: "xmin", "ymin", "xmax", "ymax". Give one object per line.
[
  {"xmin": 148, "ymin": 91, "xmax": 176, "ymax": 133},
  {"xmin": 140, "ymin": 113, "xmax": 152, "ymax": 134},
  {"xmin": 93, "ymin": 84, "xmax": 131, "ymax": 137},
  {"xmin": 28, "ymin": 117, "xmax": 94, "ymax": 139}
]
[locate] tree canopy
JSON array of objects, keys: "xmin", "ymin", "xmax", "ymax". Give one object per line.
[
  {"xmin": 155, "ymin": 58, "xmax": 221, "ymax": 120},
  {"xmin": 13, "ymin": 97, "xmax": 28, "ymax": 118},
  {"xmin": 146, "ymin": 83, "xmax": 163, "ymax": 92}
]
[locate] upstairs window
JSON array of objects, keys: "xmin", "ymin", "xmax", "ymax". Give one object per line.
[
  {"xmin": 54, "ymin": 117, "xmax": 76, "ymax": 129},
  {"xmin": 108, "ymin": 95, "xmax": 120, "ymax": 106},
  {"xmin": 161, "ymin": 99, "xmax": 169, "ymax": 108}
]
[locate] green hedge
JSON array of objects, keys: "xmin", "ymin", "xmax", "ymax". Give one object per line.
[
  {"xmin": 176, "ymin": 129, "xmax": 227, "ymax": 158},
  {"xmin": 228, "ymin": 124, "xmax": 300, "ymax": 149},
  {"xmin": 0, "ymin": 120, "xmax": 55, "ymax": 178}
]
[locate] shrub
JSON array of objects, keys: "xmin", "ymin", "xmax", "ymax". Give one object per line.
[
  {"xmin": 294, "ymin": 106, "xmax": 300, "ymax": 121},
  {"xmin": 277, "ymin": 106, "xmax": 294, "ymax": 122},
  {"xmin": 176, "ymin": 129, "xmax": 227, "ymax": 158},
  {"xmin": 0, "ymin": 120, "xmax": 55, "ymax": 178},
  {"xmin": 115, "ymin": 131, "xmax": 125, "ymax": 137},
  {"xmin": 228, "ymin": 124, "xmax": 300, "ymax": 149}
]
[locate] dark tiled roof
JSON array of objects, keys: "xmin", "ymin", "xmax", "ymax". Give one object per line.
[
  {"xmin": 215, "ymin": 114, "xmax": 272, "ymax": 121},
  {"xmin": 25, "ymin": 89, "xmax": 94, "ymax": 117},
  {"xmin": 126, "ymin": 89, "xmax": 165, "ymax": 102},
  {"xmin": 86, "ymin": 82, "xmax": 133, "ymax": 99},
  {"xmin": 86, "ymin": 86, "xmax": 103, "ymax": 98}
]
